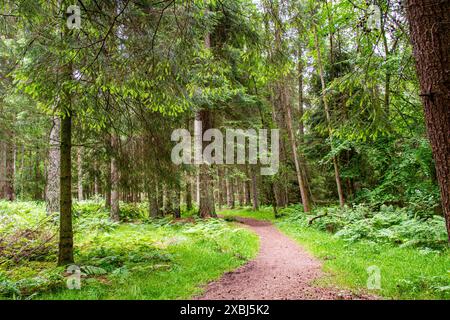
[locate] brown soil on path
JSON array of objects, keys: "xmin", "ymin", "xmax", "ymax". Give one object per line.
[{"xmin": 197, "ymin": 217, "xmax": 375, "ymax": 300}]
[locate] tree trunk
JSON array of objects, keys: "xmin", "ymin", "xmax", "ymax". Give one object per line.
[
  {"xmin": 405, "ymin": 0, "xmax": 450, "ymax": 242},
  {"xmin": 185, "ymin": 174, "xmax": 193, "ymax": 211},
  {"xmin": 244, "ymin": 168, "xmax": 251, "ymax": 207},
  {"xmin": 297, "ymin": 47, "xmax": 305, "ymax": 143},
  {"xmin": 0, "ymin": 140, "xmax": 5, "ymax": 199},
  {"xmin": 110, "ymin": 136, "xmax": 120, "ymax": 221},
  {"xmin": 4, "ymin": 130, "xmax": 15, "ymax": 201},
  {"xmin": 313, "ymin": 24, "xmax": 345, "ymax": 207},
  {"xmin": 77, "ymin": 146, "xmax": 83, "ymax": 201},
  {"xmin": 285, "ymin": 92, "xmax": 310, "ymax": 212},
  {"xmin": 173, "ymin": 187, "xmax": 181, "ymax": 219},
  {"xmin": 58, "ymin": 113, "xmax": 74, "ymax": 265},
  {"xmin": 46, "ymin": 117, "xmax": 60, "ymax": 214},
  {"xmin": 217, "ymin": 167, "xmax": 224, "ymax": 209},
  {"xmin": 251, "ymin": 166, "xmax": 259, "ymax": 211},
  {"xmin": 197, "ymin": 110, "xmax": 216, "ymax": 218},
  {"xmin": 105, "ymin": 155, "xmax": 112, "ymax": 209}
]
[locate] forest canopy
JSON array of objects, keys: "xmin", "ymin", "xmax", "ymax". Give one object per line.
[{"xmin": 0, "ymin": 0, "xmax": 449, "ymax": 301}]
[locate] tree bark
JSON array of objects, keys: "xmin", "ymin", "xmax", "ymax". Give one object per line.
[
  {"xmin": 405, "ymin": 0, "xmax": 450, "ymax": 242},
  {"xmin": 217, "ymin": 167, "xmax": 224, "ymax": 209},
  {"xmin": 4, "ymin": 130, "xmax": 15, "ymax": 201},
  {"xmin": 185, "ymin": 174, "xmax": 193, "ymax": 211},
  {"xmin": 251, "ymin": 165, "xmax": 259, "ymax": 211},
  {"xmin": 110, "ymin": 135, "xmax": 120, "ymax": 221},
  {"xmin": 58, "ymin": 113, "xmax": 74, "ymax": 265},
  {"xmin": 197, "ymin": 110, "xmax": 216, "ymax": 217},
  {"xmin": 244, "ymin": 167, "xmax": 251, "ymax": 207},
  {"xmin": 173, "ymin": 187, "xmax": 181, "ymax": 219},
  {"xmin": 285, "ymin": 91, "xmax": 310, "ymax": 212},
  {"xmin": 46, "ymin": 117, "xmax": 60, "ymax": 214},
  {"xmin": 77, "ymin": 146, "xmax": 83, "ymax": 201},
  {"xmin": 0, "ymin": 140, "xmax": 5, "ymax": 199},
  {"xmin": 105, "ymin": 154, "xmax": 112, "ymax": 209}
]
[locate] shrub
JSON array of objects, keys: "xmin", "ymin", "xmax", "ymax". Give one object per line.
[{"xmin": 281, "ymin": 204, "xmax": 448, "ymax": 250}]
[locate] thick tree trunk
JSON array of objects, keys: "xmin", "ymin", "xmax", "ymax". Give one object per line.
[
  {"xmin": 148, "ymin": 189, "xmax": 158, "ymax": 218},
  {"xmin": 110, "ymin": 136, "xmax": 120, "ymax": 221},
  {"xmin": 405, "ymin": 0, "xmax": 450, "ymax": 242},
  {"xmin": 313, "ymin": 24, "xmax": 345, "ymax": 207},
  {"xmin": 77, "ymin": 146, "xmax": 83, "ymax": 201},
  {"xmin": 46, "ymin": 117, "xmax": 60, "ymax": 214},
  {"xmin": 58, "ymin": 113, "xmax": 74, "ymax": 265}
]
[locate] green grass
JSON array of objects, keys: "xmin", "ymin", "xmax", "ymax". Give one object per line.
[
  {"xmin": 221, "ymin": 207, "xmax": 450, "ymax": 300},
  {"xmin": 1, "ymin": 201, "xmax": 259, "ymax": 300},
  {"xmin": 277, "ymin": 221, "xmax": 450, "ymax": 299},
  {"xmin": 40, "ymin": 221, "xmax": 258, "ymax": 300},
  {"xmin": 219, "ymin": 206, "xmax": 276, "ymax": 221}
]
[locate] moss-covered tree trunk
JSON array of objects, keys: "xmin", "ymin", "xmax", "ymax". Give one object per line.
[{"xmin": 58, "ymin": 112, "xmax": 74, "ymax": 265}]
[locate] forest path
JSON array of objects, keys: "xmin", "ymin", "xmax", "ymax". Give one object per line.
[{"xmin": 197, "ymin": 217, "xmax": 375, "ymax": 300}]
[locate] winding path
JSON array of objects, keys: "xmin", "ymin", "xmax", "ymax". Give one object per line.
[{"xmin": 197, "ymin": 217, "xmax": 374, "ymax": 300}]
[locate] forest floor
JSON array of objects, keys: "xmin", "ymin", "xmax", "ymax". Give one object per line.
[
  {"xmin": 217, "ymin": 208, "xmax": 450, "ymax": 300},
  {"xmin": 198, "ymin": 216, "xmax": 375, "ymax": 300}
]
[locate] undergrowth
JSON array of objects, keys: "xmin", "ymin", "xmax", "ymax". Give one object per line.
[{"xmin": 0, "ymin": 200, "xmax": 258, "ymax": 299}]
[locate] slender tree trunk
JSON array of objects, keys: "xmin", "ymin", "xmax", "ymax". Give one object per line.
[
  {"xmin": 251, "ymin": 166, "xmax": 259, "ymax": 211},
  {"xmin": 185, "ymin": 174, "xmax": 193, "ymax": 211},
  {"xmin": 110, "ymin": 136, "xmax": 120, "ymax": 221},
  {"xmin": 313, "ymin": 24, "xmax": 345, "ymax": 207},
  {"xmin": 244, "ymin": 168, "xmax": 251, "ymax": 206},
  {"xmin": 173, "ymin": 187, "xmax": 181, "ymax": 219},
  {"xmin": 297, "ymin": 47, "xmax": 305, "ymax": 142},
  {"xmin": 225, "ymin": 168, "xmax": 231, "ymax": 207},
  {"xmin": 285, "ymin": 93, "xmax": 310, "ymax": 212},
  {"xmin": 94, "ymin": 160, "xmax": 99, "ymax": 195},
  {"xmin": 58, "ymin": 113, "xmax": 74, "ymax": 265},
  {"xmin": 46, "ymin": 117, "xmax": 60, "ymax": 214},
  {"xmin": 0, "ymin": 140, "xmax": 5, "ymax": 199},
  {"xmin": 4, "ymin": 130, "xmax": 15, "ymax": 201},
  {"xmin": 77, "ymin": 146, "xmax": 83, "ymax": 201},
  {"xmin": 197, "ymin": 110, "xmax": 216, "ymax": 217},
  {"xmin": 196, "ymin": 173, "xmax": 200, "ymax": 204},
  {"xmin": 217, "ymin": 167, "xmax": 224, "ymax": 209},
  {"xmin": 105, "ymin": 155, "xmax": 112, "ymax": 208},
  {"xmin": 405, "ymin": 0, "xmax": 450, "ymax": 242}
]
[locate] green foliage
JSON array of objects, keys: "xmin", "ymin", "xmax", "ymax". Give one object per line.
[
  {"xmin": 278, "ymin": 219, "xmax": 450, "ymax": 300},
  {"xmin": 279, "ymin": 204, "xmax": 448, "ymax": 250},
  {"xmin": 0, "ymin": 201, "xmax": 258, "ymax": 300}
]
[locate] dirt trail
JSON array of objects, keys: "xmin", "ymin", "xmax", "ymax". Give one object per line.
[{"xmin": 197, "ymin": 217, "xmax": 374, "ymax": 300}]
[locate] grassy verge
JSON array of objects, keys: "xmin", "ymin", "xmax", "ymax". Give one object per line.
[
  {"xmin": 0, "ymin": 201, "xmax": 259, "ymax": 300},
  {"xmin": 42, "ymin": 222, "xmax": 258, "ymax": 300},
  {"xmin": 221, "ymin": 207, "xmax": 450, "ymax": 300},
  {"xmin": 220, "ymin": 207, "xmax": 275, "ymax": 221}
]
